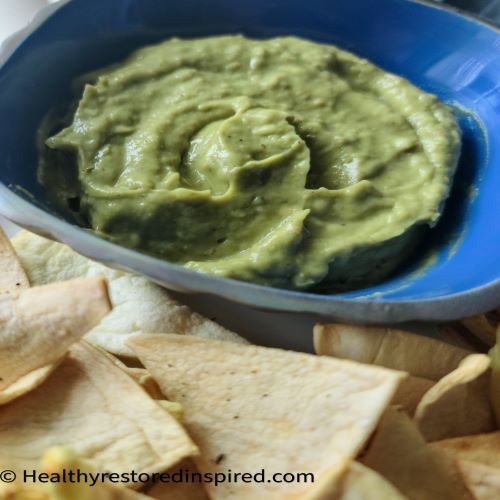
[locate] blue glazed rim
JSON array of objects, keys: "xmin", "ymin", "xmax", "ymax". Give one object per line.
[
  {"xmin": 0, "ymin": 0, "xmax": 499, "ymax": 323},
  {"xmin": 414, "ymin": 0, "xmax": 500, "ymax": 33}
]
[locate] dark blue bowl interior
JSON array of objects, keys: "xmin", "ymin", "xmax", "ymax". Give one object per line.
[{"xmin": 0, "ymin": 0, "xmax": 499, "ymax": 301}]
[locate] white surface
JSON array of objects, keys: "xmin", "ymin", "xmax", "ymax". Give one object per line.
[
  {"xmin": 0, "ymin": 1, "xmax": 436, "ymax": 350},
  {"xmin": 0, "ymin": 1, "xmax": 48, "ymax": 43}
]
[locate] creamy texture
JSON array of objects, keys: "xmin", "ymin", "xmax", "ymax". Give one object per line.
[{"xmin": 39, "ymin": 35, "xmax": 460, "ymax": 290}]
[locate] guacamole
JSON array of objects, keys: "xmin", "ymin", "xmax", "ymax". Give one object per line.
[{"xmin": 39, "ymin": 35, "xmax": 460, "ymax": 290}]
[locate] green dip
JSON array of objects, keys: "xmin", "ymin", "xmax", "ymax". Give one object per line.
[{"xmin": 39, "ymin": 35, "xmax": 460, "ymax": 290}]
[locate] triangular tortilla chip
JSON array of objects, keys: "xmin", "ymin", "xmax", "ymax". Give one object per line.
[
  {"xmin": 0, "ymin": 227, "xmax": 29, "ymax": 295},
  {"xmin": 0, "ymin": 277, "xmax": 111, "ymax": 404},
  {"xmin": 414, "ymin": 354, "xmax": 495, "ymax": 441},
  {"xmin": 338, "ymin": 461, "xmax": 408, "ymax": 499},
  {"xmin": 0, "ymin": 341, "xmax": 197, "ymax": 478},
  {"xmin": 359, "ymin": 407, "xmax": 473, "ymax": 500},
  {"xmin": 314, "ymin": 323, "xmax": 471, "ymax": 381},
  {"xmin": 11, "ymin": 231, "xmax": 246, "ymax": 357},
  {"xmin": 456, "ymin": 460, "xmax": 500, "ymax": 500},
  {"xmin": 392, "ymin": 376, "xmax": 434, "ymax": 416},
  {"xmin": 432, "ymin": 431, "xmax": 500, "ymax": 469},
  {"xmin": 129, "ymin": 334, "xmax": 404, "ymax": 499}
]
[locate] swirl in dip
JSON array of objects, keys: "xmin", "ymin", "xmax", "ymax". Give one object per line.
[{"xmin": 39, "ymin": 36, "xmax": 460, "ymax": 290}]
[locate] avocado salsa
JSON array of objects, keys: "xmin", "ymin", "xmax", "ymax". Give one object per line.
[{"xmin": 38, "ymin": 35, "xmax": 461, "ymax": 290}]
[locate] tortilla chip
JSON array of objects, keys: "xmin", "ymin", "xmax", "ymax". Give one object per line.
[
  {"xmin": 314, "ymin": 323, "xmax": 471, "ymax": 381},
  {"xmin": 432, "ymin": 431, "xmax": 500, "ymax": 469},
  {"xmin": 129, "ymin": 334, "xmax": 404, "ymax": 499},
  {"xmin": 456, "ymin": 460, "xmax": 500, "ymax": 500},
  {"xmin": 392, "ymin": 376, "xmax": 435, "ymax": 416},
  {"xmin": 338, "ymin": 461, "xmax": 407, "ymax": 499},
  {"xmin": 414, "ymin": 354, "xmax": 495, "ymax": 441},
  {"xmin": 460, "ymin": 312, "xmax": 499, "ymax": 347},
  {"xmin": 0, "ymin": 227, "xmax": 29, "ymax": 295},
  {"xmin": 146, "ymin": 460, "xmax": 209, "ymax": 500},
  {"xmin": 11, "ymin": 231, "xmax": 246, "ymax": 357},
  {"xmin": 0, "ymin": 277, "xmax": 111, "ymax": 404},
  {"xmin": 0, "ymin": 341, "xmax": 197, "ymax": 478},
  {"xmin": 359, "ymin": 407, "xmax": 473, "ymax": 500}
]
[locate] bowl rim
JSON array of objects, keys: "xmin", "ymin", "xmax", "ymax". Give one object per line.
[
  {"xmin": 0, "ymin": 0, "xmax": 499, "ymax": 322},
  {"xmin": 1, "ymin": 183, "xmax": 499, "ymax": 322},
  {"xmin": 412, "ymin": 0, "xmax": 500, "ymax": 33}
]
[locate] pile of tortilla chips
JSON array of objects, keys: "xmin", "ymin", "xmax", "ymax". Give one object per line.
[{"xmin": 1, "ymin": 229, "xmax": 499, "ymax": 499}]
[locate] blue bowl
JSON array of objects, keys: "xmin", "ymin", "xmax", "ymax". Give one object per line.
[{"xmin": 0, "ymin": 0, "xmax": 499, "ymax": 322}]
